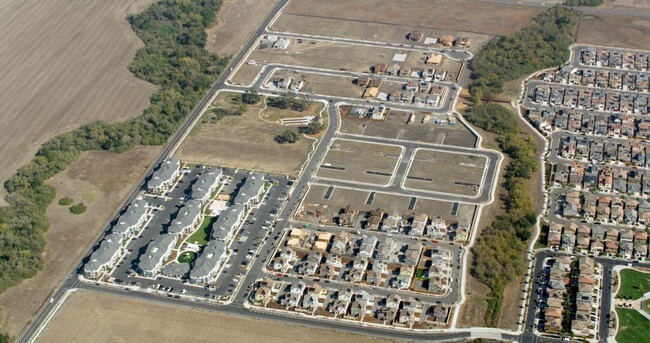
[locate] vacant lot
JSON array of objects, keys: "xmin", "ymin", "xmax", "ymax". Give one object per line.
[
  {"xmin": 271, "ymin": 69, "xmax": 361, "ymax": 98},
  {"xmin": 205, "ymin": 0, "xmax": 277, "ymax": 57},
  {"xmin": 578, "ymin": 13, "xmax": 650, "ymax": 50},
  {"xmin": 405, "ymin": 149, "xmax": 487, "ymax": 196},
  {"xmin": 341, "ymin": 110, "xmax": 477, "ymax": 148},
  {"xmin": 0, "ymin": 147, "xmax": 159, "ymax": 337},
  {"xmin": 175, "ymin": 92, "xmax": 315, "ymax": 176},
  {"xmin": 282, "ymin": 0, "xmax": 542, "ymax": 36},
  {"xmin": 231, "ymin": 64, "xmax": 264, "ymax": 86},
  {"xmin": 615, "ymin": 307, "xmax": 650, "ymax": 343},
  {"xmin": 301, "ymin": 185, "xmax": 476, "ymax": 226},
  {"xmin": 39, "ymin": 290, "xmax": 398, "ymax": 343},
  {"xmin": 601, "ymin": 0, "xmax": 650, "ymax": 9},
  {"xmin": 618, "ymin": 269, "xmax": 650, "ymax": 300},
  {"xmin": 0, "ymin": 0, "xmax": 157, "ymax": 203},
  {"xmin": 317, "ymin": 139, "xmax": 403, "ymax": 185}
]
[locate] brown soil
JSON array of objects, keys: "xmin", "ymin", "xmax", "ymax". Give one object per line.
[
  {"xmin": 497, "ymin": 276, "xmax": 525, "ymax": 330},
  {"xmin": 578, "ymin": 13, "xmax": 650, "ymax": 50},
  {"xmin": 205, "ymin": 0, "xmax": 278, "ymax": 57},
  {"xmin": 39, "ymin": 290, "xmax": 400, "ymax": 343},
  {"xmin": 0, "ymin": 146, "xmax": 160, "ymax": 337},
  {"xmin": 0, "ymin": 0, "xmax": 157, "ymax": 203},
  {"xmin": 459, "ymin": 271, "xmax": 491, "ymax": 328}
]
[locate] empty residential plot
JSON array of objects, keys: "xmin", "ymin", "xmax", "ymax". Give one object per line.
[
  {"xmin": 0, "ymin": 147, "xmax": 159, "ymax": 337},
  {"xmin": 341, "ymin": 110, "xmax": 477, "ymax": 147},
  {"xmin": 271, "ymin": 69, "xmax": 362, "ymax": 98},
  {"xmin": 317, "ymin": 139, "xmax": 403, "ymax": 185},
  {"xmin": 405, "ymin": 149, "xmax": 487, "ymax": 196},
  {"xmin": 39, "ymin": 290, "xmax": 398, "ymax": 343},
  {"xmin": 175, "ymin": 92, "xmax": 313, "ymax": 176},
  {"xmin": 260, "ymin": 97, "xmax": 325, "ymax": 122},
  {"xmin": 231, "ymin": 64, "xmax": 264, "ymax": 86},
  {"xmin": 205, "ymin": 0, "xmax": 277, "ymax": 56},
  {"xmin": 578, "ymin": 14, "xmax": 650, "ymax": 50},
  {"xmin": 271, "ymin": 13, "xmax": 490, "ymax": 54},
  {"xmin": 248, "ymin": 40, "xmax": 431, "ymax": 74},
  {"xmin": 282, "ymin": 0, "xmax": 542, "ymax": 36},
  {"xmin": 0, "ymin": 0, "xmax": 157, "ymax": 202}
]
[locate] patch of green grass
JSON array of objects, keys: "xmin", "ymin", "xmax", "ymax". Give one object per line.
[
  {"xmin": 187, "ymin": 216, "xmax": 216, "ymax": 246},
  {"xmin": 58, "ymin": 197, "xmax": 73, "ymax": 206},
  {"xmin": 415, "ymin": 269, "xmax": 429, "ymax": 280},
  {"xmin": 69, "ymin": 203, "xmax": 87, "ymax": 215},
  {"xmin": 178, "ymin": 251, "xmax": 197, "ymax": 264},
  {"xmin": 615, "ymin": 308, "xmax": 650, "ymax": 343},
  {"xmin": 82, "ymin": 193, "xmax": 96, "ymax": 203},
  {"xmin": 618, "ymin": 269, "xmax": 650, "ymax": 300}
]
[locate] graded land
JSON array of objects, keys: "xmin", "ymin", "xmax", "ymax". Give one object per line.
[
  {"xmin": 39, "ymin": 290, "xmax": 398, "ymax": 343},
  {"xmin": 0, "ymin": 147, "xmax": 160, "ymax": 337},
  {"xmin": 578, "ymin": 13, "xmax": 650, "ymax": 50},
  {"xmin": 0, "ymin": 0, "xmax": 157, "ymax": 203}
]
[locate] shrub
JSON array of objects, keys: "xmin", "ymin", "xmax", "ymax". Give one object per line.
[
  {"xmin": 274, "ymin": 130, "xmax": 300, "ymax": 144},
  {"xmin": 58, "ymin": 197, "xmax": 73, "ymax": 206},
  {"xmin": 69, "ymin": 203, "xmax": 87, "ymax": 215}
]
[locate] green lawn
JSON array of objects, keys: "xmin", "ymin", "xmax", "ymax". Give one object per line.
[
  {"xmin": 187, "ymin": 216, "xmax": 216, "ymax": 246},
  {"xmin": 615, "ymin": 308, "xmax": 650, "ymax": 343},
  {"xmin": 618, "ymin": 269, "xmax": 650, "ymax": 300},
  {"xmin": 178, "ymin": 251, "xmax": 197, "ymax": 264}
]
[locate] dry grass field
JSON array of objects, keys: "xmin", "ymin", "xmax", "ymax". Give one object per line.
[
  {"xmin": 231, "ymin": 64, "xmax": 264, "ymax": 85},
  {"xmin": 39, "ymin": 290, "xmax": 399, "ymax": 343},
  {"xmin": 578, "ymin": 13, "xmax": 650, "ymax": 50},
  {"xmin": 0, "ymin": 0, "xmax": 157, "ymax": 204},
  {"xmin": 316, "ymin": 139, "xmax": 403, "ymax": 185},
  {"xmin": 271, "ymin": 69, "xmax": 362, "ymax": 98},
  {"xmin": 0, "ymin": 147, "xmax": 160, "ymax": 337},
  {"xmin": 205, "ymin": 0, "xmax": 277, "ymax": 57},
  {"xmin": 175, "ymin": 92, "xmax": 315, "ymax": 176},
  {"xmin": 282, "ymin": 0, "xmax": 542, "ymax": 36},
  {"xmin": 601, "ymin": 0, "xmax": 650, "ymax": 9},
  {"xmin": 405, "ymin": 149, "xmax": 487, "ymax": 196}
]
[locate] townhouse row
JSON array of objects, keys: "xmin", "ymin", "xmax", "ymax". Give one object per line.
[
  {"xmin": 531, "ymin": 85, "xmax": 649, "ymax": 114},
  {"xmin": 540, "ymin": 67, "xmax": 649, "ymax": 92},
  {"xmin": 553, "ymin": 162, "xmax": 650, "ymax": 196},
  {"xmin": 560, "ymin": 190, "xmax": 650, "ymax": 228},
  {"xmin": 580, "ymin": 48, "xmax": 650, "ymax": 72},
  {"xmin": 557, "ymin": 134, "xmax": 650, "ymax": 168},
  {"xmin": 528, "ymin": 108, "xmax": 650, "ymax": 137}
]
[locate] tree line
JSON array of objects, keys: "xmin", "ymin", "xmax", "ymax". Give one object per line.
[{"xmin": 0, "ymin": 0, "xmax": 227, "ymax": 294}]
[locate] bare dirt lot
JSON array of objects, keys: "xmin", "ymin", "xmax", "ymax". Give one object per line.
[
  {"xmin": 205, "ymin": 0, "xmax": 278, "ymax": 57},
  {"xmin": 40, "ymin": 290, "xmax": 398, "ymax": 343},
  {"xmin": 578, "ymin": 13, "xmax": 650, "ymax": 50},
  {"xmin": 341, "ymin": 110, "xmax": 477, "ymax": 148},
  {"xmin": 0, "ymin": 0, "xmax": 157, "ymax": 204},
  {"xmin": 316, "ymin": 139, "xmax": 403, "ymax": 186},
  {"xmin": 404, "ymin": 149, "xmax": 487, "ymax": 196},
  {"xmin": 0, "ymin": 146, "xmax": 160, "ymax": 337},
  {"xmin": 281, "ymin": 0, "xmax": 542, "ymax": 36},
  {"xmin": 175, "ymin": 92, "xmax": 316, "ymax": 176}
]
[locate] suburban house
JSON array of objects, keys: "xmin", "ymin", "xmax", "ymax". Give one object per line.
[
  {"xmin": 168, "ymin": 199, "xmax": 203, "ymax": 236},
  {"xmin": 189, "ymin": 239, "xmax": 227, "ymax": 284},
  {"xmin": 191, "ymin": 168, "xmax": 222, "ymax": 205},
  {"xmin": 138, "ymin": 234, "xmax": 179, "ymax": 278},
  {"xmin": 84, "ymin": 233, "xmax": 124, "ymax": 279},
  {"xmin": 112, "ymin": 199, "xmax": 149, "ymax": 238},
  {"xmin": 148, "ymin": 158, "xmax": 180, "ymax": 194},
  {"xmin": 410, "ymin": 213, "xmax": 428, "ymax": 236}
]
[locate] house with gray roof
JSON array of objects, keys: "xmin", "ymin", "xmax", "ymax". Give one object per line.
[
  {"xmin": 210, "ymin": 204, "xmax": 245, "ymax": 242},
  {"xmin": 148, "ymin": 158, "xmax": 180, "ymax": 194},
  {"xmin": 191, "ymin": 168, "xmax": 222, "ymax": 205},
  {"xmin": 234, "ymin": 174, "xmax": 265, "ymax": 207},
  {"xmin": 190, "ymin": 240, "xmax": 228, "ymax": 284},
  {"xmin": 168, "ymin": 199, "xmax": 203, "ymax": 236},
  {"xmin": 84, "ymin": 233, "xmax": 124, "ymax": 279},
  {"xmin": 138, "ymin": 234, "xmax": 178, "ymax": 278},
  {"xmin": 112, "ymin": 199, "xmax": 149, "ymax": 238}
]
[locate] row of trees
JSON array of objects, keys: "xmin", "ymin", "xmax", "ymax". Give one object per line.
[
  {"xmin": 469, "ymin": 6, "xmax": 581, "ymax": 100},
  {"xmin": 465, "ymin": 104, "xmax": 539, "ymax": 325},
  {"xmin": 564, "ymin": 0, "xmax": 603, "ymax": 6},
  {"xmin": 0, "ymin": 0, "xmax": 227, "ymax": 294},
  {"xmin": 267, "ymin": 94, "xmax": 312, "ymax": 111}
]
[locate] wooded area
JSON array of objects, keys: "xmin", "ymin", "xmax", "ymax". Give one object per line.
[{"xmin": 0, "ymin": 0, "xmax": 226, "ymax": 294}]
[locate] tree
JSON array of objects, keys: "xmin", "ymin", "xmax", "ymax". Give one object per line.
[
  {"xmin": 241, "ymin": 89, "xmax": 260, "ymax": 104},
  {"xmin": 274, "ymin": 130, "xmax": 300, "ymax": 144},
  {"xmin": 300, "ymin": 119, "xmax": 323, "ymax": 135}
]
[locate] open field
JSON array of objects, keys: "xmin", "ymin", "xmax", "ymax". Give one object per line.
[
  {"xmin": 301, "ymin": 185, "xmax": 476, "ymax": 226},
  {"xmin": 578, "ymin": 13, "xmax": 650, "ymax": 50},
  {"xmin": 458, "ymin": 272, "xmax": 490, "ymax": 328},
  {"xmin": 618, "ymin": 269, "xmax": 650, "ymax": 300},
  {"xmin": 281, "ymin": 0, "xmax": 542, "ymax": 37},
  {"xmin": 271, "ymin": 69, "xmax": 362, "ymax": 98},
  {"xmin": 404, "ymin": 149, "xmax": 486, "ymax": 196},
  {"xmin": 271, "ymin": 13, "xmax": 490, "ymax": 54},
  {"xmin": 0, "ymin": 0, "xmax": 157, "ymax": 204},
  {"xmin": 205, "ymin": 0, "xmax": 277, "ymax": 57},
  {"xmin": 601, "ymin": 0, "xmax": 650, "ymax": 9},
  {"xmin": 342, "ymin": 110, "xmax": 476, "ymax": 148},
  {"xmin": 248, "ymin": 40, "xmax": 461, "ymax": 76},
  {"xmin": 231, "ymin": 64, "xmax": 264, "ymax": 86},
  {"xmin": 0, "ymin": 147, "xmax": 159, "ymax": 337},
  {"xmin": 260, "ymin": 97, "xmax": 325, "ymax": 122},
  {"xmin": 316, "ymin": 139, "xmax": 403, "ymax": 186},
  {"xmin": 175, "ymin": 92, "xmax": 314, "ymax": 176},
  {"xmin": 39, "ymin": 290, "xmax": 398, "ymax": 343},
  {"xmin": 615, "ymin": 308, "xmax": 650, "ymax": 343}
]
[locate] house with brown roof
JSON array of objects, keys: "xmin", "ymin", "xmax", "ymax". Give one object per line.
[{"xmin": 440, "ymin": 35, "xmax": 454, "ymax": 47}]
